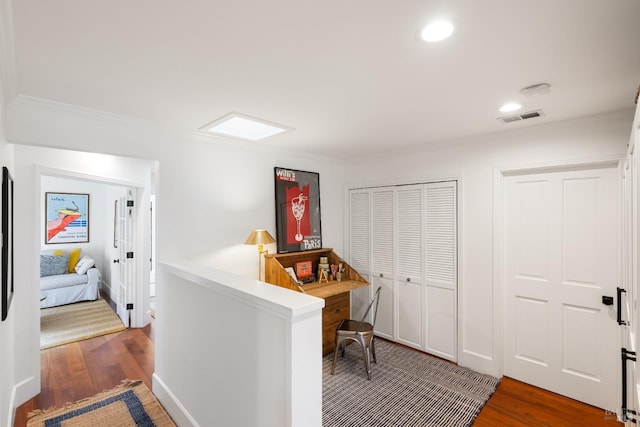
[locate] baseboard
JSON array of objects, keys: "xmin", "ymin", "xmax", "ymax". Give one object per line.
[
  {"xmin": 152, "ymin": 373, "xmax": 199, "ymax": 427},
  {"xmin": 7, "ymin": 383, "xmax": 16, "ymax": 427},
  {"xmin": 101, "ymin": 281, "xmax": 112, "ymax": 299},
  {"xmin": 14, "ymin": 375, "xmax": 38, "ymax": 408}
]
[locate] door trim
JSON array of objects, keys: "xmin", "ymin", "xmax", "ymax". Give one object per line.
[
  {"xmin": 492, "ymin": 156, "xmax": 623, "ymax": 379},
  {"xmin": 35, "ymin": 165, "xmax": 150, "ymax": 327}
]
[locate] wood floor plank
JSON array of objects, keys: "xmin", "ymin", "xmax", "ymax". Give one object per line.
[
  {"xmin": 473, "ymin": 376, "xmax": 622, "ymax": 426},
  {"xmin": 13, "ymin": 326, "xmax": 154, "ymax": 427}
]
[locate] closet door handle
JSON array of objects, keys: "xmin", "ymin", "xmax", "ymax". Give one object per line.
[{"xmin": 618, "ymin": 287, "xmax": 627, "ymax": 326}]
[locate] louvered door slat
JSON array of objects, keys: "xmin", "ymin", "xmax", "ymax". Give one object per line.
[
  {"xmin": 372, "ymin": 189, "xmax": 394, "ymax": 274},
  {"xmin": 425, "ymin": 183, "xmax": 457, "ymax": 289},
  {"xmin": 349, "ymin": 191, "xmax": 370, "ymax": 273},
  {"xmin": 397, "ymin": 186, "xmax": 423, "ymax": 279}
]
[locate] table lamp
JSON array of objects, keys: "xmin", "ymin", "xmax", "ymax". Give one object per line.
[{"xmin": 244, "ymin": 229, "xmax": 276, "ymax": 279}]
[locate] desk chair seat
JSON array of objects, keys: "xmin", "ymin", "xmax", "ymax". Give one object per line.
[{"xmin": 331, "ymin": 286, "xmax": 382, "ymax": 380}]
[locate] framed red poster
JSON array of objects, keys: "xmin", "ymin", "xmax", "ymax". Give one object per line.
[{"xmin": 274, "ymin": 167, "xmax": 322, "ymax": 253}]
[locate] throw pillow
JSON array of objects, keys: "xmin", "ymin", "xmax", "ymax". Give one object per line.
[
  {"xmin": 40, "ymin": 253, "xmax": 70, "ymax": 277},
  {"xmin": 74, "ymin": 256, "xmax": 95, "ymax": 275},
  {"xmin": 67, "ymin": 248, "xmax": 82, "ymax": 273},
  {"xmin": 51, "ymin": 248, "xmax": 82, "ymax": 273}
]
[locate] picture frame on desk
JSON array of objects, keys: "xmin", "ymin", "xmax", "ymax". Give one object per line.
[
  {"xmin": 295, "ymin": 260, "xmax": 315, "ymax": 284},
  {"xmin": 284, "ymin": 267, "xmax": 302, "ymax": 285}
]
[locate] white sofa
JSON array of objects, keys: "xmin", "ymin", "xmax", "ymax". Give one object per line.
[{"xmin": 40, "ymin": 250, "xmax": 101, "ymax": 308}]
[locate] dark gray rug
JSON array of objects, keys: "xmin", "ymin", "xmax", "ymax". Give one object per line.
[{"xmin": 323, "ymin": 339, "xmax": 500, "ymax": 427}]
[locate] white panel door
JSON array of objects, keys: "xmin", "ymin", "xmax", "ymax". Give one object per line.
[
  {"xmin": 115, "ymin": 189, "xmax": 136, "ymax": 327},
  {"xmin": 504, "ymin": 167, "xmax": 619, "ymax": 410},
  {"xmin": 396, "ymin": 185, "xmax": 424, "ymax": 348},
  {"xmin": 424, "ymin": 182, "xmax": 457, "ymax": 361},
  {"xmin": 371, "ymin": 188, "xmax": 394, "ymax": 340}
]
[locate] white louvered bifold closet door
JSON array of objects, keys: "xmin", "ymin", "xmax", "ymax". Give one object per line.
[
  {"xmin": 424, "ymin": 181, "xmax": 457, "ymax": 361},
  {"xmin": 347, "ymin": 180, "xmax": 457, "ymax": 360},
  {"xmin": 371, "ymin": 188, "xmax": 394, "ymax": 340},
  {"xmin": 396, "ymin": 185, "xmax": 424, "ymax": 348},
  {"xmin": 349, "ymin": 190, "xmax": 372, "ymax": 321}
]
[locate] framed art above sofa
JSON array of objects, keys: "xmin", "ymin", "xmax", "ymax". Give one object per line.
[{"xmin": 45, "ymin": 192, "xmax": 90, "ymax": 244}]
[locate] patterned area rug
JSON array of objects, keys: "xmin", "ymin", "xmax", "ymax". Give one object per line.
[
  {"xmin": 40, "ymin": 299, "xmax": 126, "ymax": 350},
  {"xmin": 323, "ymin": 339, "xmax": 500, "ymax": 427},
  {"xmin": 26, "ymin": 380, "xmax": 176, "ymax": 426}
]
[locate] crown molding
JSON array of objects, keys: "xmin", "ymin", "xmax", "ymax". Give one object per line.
[
  {"xmin": 10, "ymin": 94, "xmax": 145, "ymax": 124},
  {"xmin": 10, "ymin": 95, "xmax": 346, "ymax": 163}
]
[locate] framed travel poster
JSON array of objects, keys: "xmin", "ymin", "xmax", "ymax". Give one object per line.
[
  {"xmin": 45, "ymin": 192, "xmax": 90, "ymax": 244},
  {"xmin": 274, "ymin": 167, "xmax": 322, "ymax": 253}
]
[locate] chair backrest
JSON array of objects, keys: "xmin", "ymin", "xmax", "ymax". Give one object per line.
[{"xmin": 359, "ymin": 286, "xmax": 382, "ymax": 327}]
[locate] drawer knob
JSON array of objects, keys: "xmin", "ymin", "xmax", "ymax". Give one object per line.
[
  {"xmin": 406, "ymin": 277, "xmax": 411, "ymax": 282},
  {"xmin": 335, "ymin": 309, "xmax": 340, "ymax": 314},
  {"xmin": 379, "ymin": 273, "xmax": 383, "ymax": 278}
]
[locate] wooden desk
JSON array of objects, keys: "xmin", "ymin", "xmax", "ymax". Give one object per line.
[{"xmin": 264, "ymin": 248, "xmax": 369, "ymax": 355}]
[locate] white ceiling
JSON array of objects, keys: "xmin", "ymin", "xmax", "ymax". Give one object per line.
[{"xmin": 10, "ymin": 0, "xmax": 640, "ymax": 157}]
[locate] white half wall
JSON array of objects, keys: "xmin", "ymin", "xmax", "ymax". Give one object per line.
[{"xmin": 154, "ymin": 262, "xmax": 323, "ymax": 427}]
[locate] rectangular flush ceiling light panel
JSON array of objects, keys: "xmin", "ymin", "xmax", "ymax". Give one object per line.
[{"xmin": 200, "ymin": 112, "xmax": 293, "ymax": 141}]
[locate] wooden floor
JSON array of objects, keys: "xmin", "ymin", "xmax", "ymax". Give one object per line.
[
  {"xmin": 13, "ymin": 323, "xmax": 154, "ymax": 427},
  {"xmin": 13, "ymin": 319, "xmax": 621, "ymax": 427},
  {"xmin": 473, "ymin": 376, "xmax": 621, "ymax": 426}
]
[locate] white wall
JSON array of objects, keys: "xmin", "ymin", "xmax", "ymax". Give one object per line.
[
  {"xmin": 0, "ymin": 0, "xmax": 16, "ymax": 422},
  {"xmin": 0, "ymin": 67, "xmax": 14, "ymax": 427},
  {"xmin": 344, "ymin": 109, "xmax": 633, "ymax": 376}
]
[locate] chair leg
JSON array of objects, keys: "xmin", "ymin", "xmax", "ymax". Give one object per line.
[
  {"xmin": 331, "ymin": 336, "xmax": 341, "ymax": 375},
  {"xmin": 363, "ymin": 344, "xmax": 372, "ymax": 380},
  {"xmin": 370, "ymin": 336, "xmax": 377, "ymax": 364}
]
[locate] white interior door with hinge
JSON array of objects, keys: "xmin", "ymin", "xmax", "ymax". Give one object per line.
[
  {"xmin": 504, "ymin": 166, "xmax": 619, "ymax": 410},
  {"xmin": 115, "ymin": 189, "xmax": 136, "ymax": 327}
]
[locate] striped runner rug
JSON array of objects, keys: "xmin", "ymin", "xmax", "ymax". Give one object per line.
[{"xmin": 323, "ymin": 339, "xmax": 500, "ymax": 427}]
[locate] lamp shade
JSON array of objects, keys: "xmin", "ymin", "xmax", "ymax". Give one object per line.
[{"xmin": 244, "ymin": 229, "xmax": 276, "ymax": 246}]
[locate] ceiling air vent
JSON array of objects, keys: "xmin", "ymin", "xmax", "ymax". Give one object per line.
[{"xmin": 497, "ymin": 109, "xmax": 545, "ymax": 124}]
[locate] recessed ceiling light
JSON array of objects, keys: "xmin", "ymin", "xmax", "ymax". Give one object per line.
[
  {"xmin": 200, "ymin": 112, "xmax": 293, "ymax": 141},
  {"xmin": 420, "ymin": 21, "xmax": 454, "ymax": 42},
  {"xmin": 499, "ymin": 102, "xmax": 523, "ymax": 113}
]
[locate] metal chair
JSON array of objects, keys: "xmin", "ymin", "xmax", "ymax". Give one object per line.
[{"xmin": 331, "ymin": 286, "xmax": 382, "ymax": 380}]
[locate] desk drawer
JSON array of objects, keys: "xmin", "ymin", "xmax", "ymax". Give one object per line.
[{"xmin": 322, "ymin": 292, "xmax": 350, "ymax": 355}]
